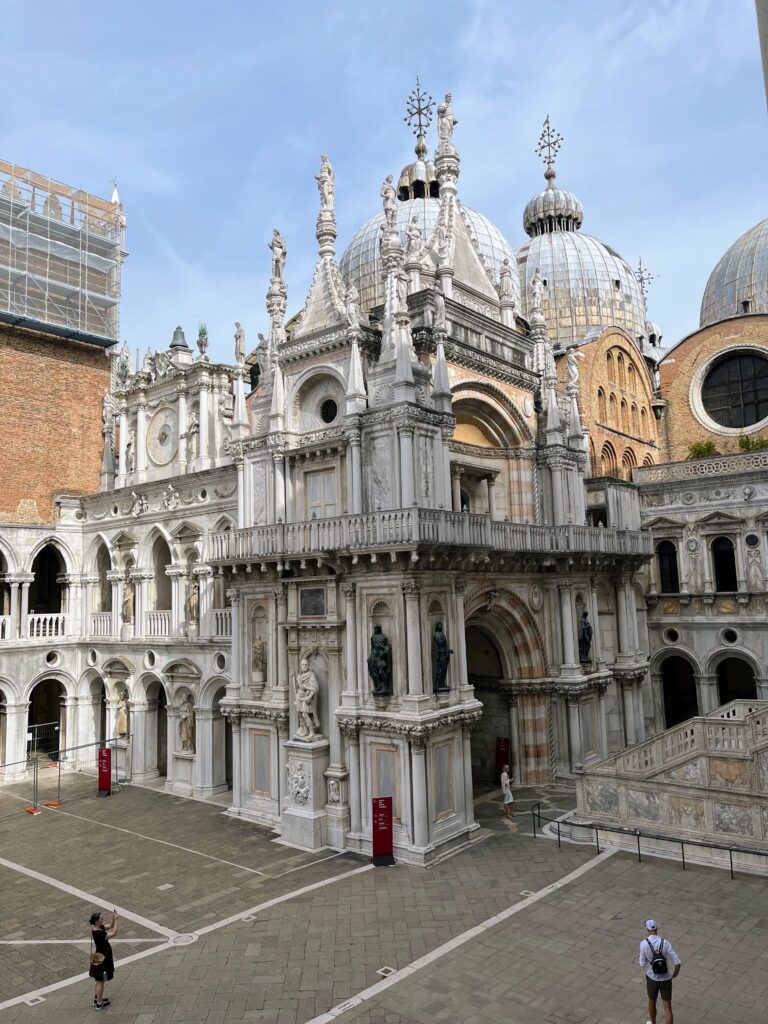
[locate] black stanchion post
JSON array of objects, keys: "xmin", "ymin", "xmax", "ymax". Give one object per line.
[
  {"xmin": 729, "ymin": 847, "xmax": 734, "ymax": 880},
  {"xmin": 595, "ymin": 827, "xmax": 600, "ymax": 854},
  {"xmin": 681, "ymin": 841, "xmax": 685, "ymax": 871},
  {"xmin": 557, "ymin": 820, "xmax": 561, "ymax": 848},
  {"xmin": 636, "ymin": 830, "xmax": 641, "ymax": 863}
]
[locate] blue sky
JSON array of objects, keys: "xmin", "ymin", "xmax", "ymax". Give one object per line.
[{"xmin": 2, "ymin": 0, "xmax": 765, "ymax": 364}]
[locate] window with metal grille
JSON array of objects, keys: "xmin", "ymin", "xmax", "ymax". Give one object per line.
[{"xmin": 701, "ymin": 352, "xmax": 768, "ymax": 428}]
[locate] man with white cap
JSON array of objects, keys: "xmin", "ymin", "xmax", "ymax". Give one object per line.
[{"xmin": 638, "ymin": 918, "xmax": 681, "ymax": 1024}]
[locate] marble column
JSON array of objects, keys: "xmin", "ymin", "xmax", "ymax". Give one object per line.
[
  {"xmin": 410, "ymin": 734, "xmax": 429, "ymax": 848},
  {"xmin": 398, "ymin": 427, "xmax": 415, "ymax": 508},
  {"xmin": 440, "ymin": 427, "xmax": 452, "ymax": 512},
  {"xmin": 507, "ymin": 694, "xmax": 522, "ymax": 784},
  {"xmin": 227, "ymin": 589, "xmax": 241, "ymax": 693},
  {"xmin": 273, "ymin": 454, "xmax": 286, "ymax": 523},
  {"xmin": 198, "ymin": 382, "xmax": 210, "ymax": 467},
  {"xmin": 550, "ymin": 461, "xmax": 565, "ymax": 526},
  {"xmin": 487, "ymin": 476, "xmax": 496, "ymax": 519},
  {"xmin": 588, "ymin": 582, "xmax": 604, "ymax": 668},
  {"xmin": 3, "ymin": 702, "xmax": 30, "ymax": 770},
  {"xmin": 230, "ymin": 717, "xmax": 243, "ymax": 811},
  {"xmin": 236, "ymin": 457, "xmax": 246, "ymax": 528},
  {"xmin": 350, "ymin": 436, "xmax": 363, "ymax": 515},
  {"xmin": 346, "ymin": 728, "xmax": 362, "ymax": 836},
  {"xmin": 341, "ymin": 582, "xmax": 359, "ymax": 704},
  {"xmin": 275, "ymin": 589, "xmax": 289, "ymax": 696},
  {"xmin": 453, "ymin": 578, "xmax": 470, "ymax": 694},
  {"xmin": 19, "ymin": 579, "xmax": 31, "ymax": 638},
  {"xmin": 697, "ymin": 673, "xmax": 718, "ymax": 715},
  {"xmin": 615, "ymin": 577, "xmax": 632, "ymax": 658},
  {"xmin": 451, "ymin": 466, "xmax": 462, "ymax": 512},
  {"xmin": 462, "ymin": 723, "xmax": 475, "ymax": 825},
  {"xmin": 558, "ymin": 581, "xmax": 579, "ymax": 671},
  {"xmin": 633, "ymin": 680, "xmax": 646, "ymax": 742},
  {"xmin": 566, "ymin": 695, "xmax": 582, "ymax": 770},
  {"xmin": 8, "ymin": 581, "xmax": 20, "ymax": 640},
  {"xmin": 597, "ymin": 686, "xmax": 608, "ymax": 758},
  {"xmin": 403, "ymin": 582, "xmax": 423, "ymax": 696},
  {"xmin": 167, "ymin": 567, "xmax": 186, "ymax": 638},
  {"xmin": 136, "ymin": 394, "xmax": 147, "ymax": 475},
  {"xmin": 107, "ymin": 573, "xmax": 123, "ymax": 638},
  {"xmin": 621, "ymin": 682, "xmax": 637, "ymax": 746},
  {"xmin": 118, "ymin": 404, "xmax": 128, "ymax": 480},
  {"xmin": 177, "ymin": 385, "xmax": 188, "ymax": 466}
]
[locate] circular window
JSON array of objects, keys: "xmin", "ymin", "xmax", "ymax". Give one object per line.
[
  {"xmin": 215, "ymin": 652, "xmax": 227, "ymax": 671},
  {"xmin": 87, "ymin": 649, "xmax": 98, "ymax": 666},
  {"xmin": 145, "ymin": 650, "xmax": 157, "ymax": 668},
  {"xmin": 45, "ymin": 650, "xmax": 60, "ymax": 666},
  {"xmin": 319, "ymin": 398, "xmax": 338, "ymax": 424},
  {"xmin": 199, "ymin": 489, "xmax": 207, "ymax": 501},
  {"xmin": 721, "ymin": 628, "xmax": 739, "ymax": 645},
  {"xmin": 746, "ymin": 533, "xmax": 760, "ymax": 548},
  {"xmin": 701, "ymin": 352, "xmax": 768, "ymax": 429},
  {"xmin": 663, "ymin": 628, "xmax": 680, "ymax": 645}
]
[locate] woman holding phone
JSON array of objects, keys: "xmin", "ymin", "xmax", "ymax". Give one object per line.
[{"xmin": 89, "ymin": 908, "xmax": 118, "ymax": 1009}]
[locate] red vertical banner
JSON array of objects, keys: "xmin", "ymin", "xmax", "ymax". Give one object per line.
[
  {"xmin": 371, "ymin": 796, "xmax": 394, "ymax": 866},
  {"xmin": 495, "ymin": 736, "xmax": 510, "ymax": 780},
  {"xmin": 97, "ymin": 747, "xmax": 112, "ymax": 797}
]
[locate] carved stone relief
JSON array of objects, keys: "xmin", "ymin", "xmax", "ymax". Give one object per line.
[
  {"xmin": 584, "ymin": 780, "xmax": 619, "ymax": 816},
  {"xmin": 663, "ymin": 759, "xmax": 703, "ymax": 785},
  {"xmin": 713, "ymin": 802, "xmax": 754, "ymax": 837},
  {"xmin": 708, "ymin": 758, "xmax": 750, "ymax": 791},
  {"xmin": 627, "ymin": 789, "xmax": 662, "ymax": 823},
  {"xmin": 669, "ymin": 796, "xmax": 705, "ymax": 831}
]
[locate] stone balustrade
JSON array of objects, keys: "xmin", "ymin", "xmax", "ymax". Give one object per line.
[
  {"xmin": 91, "ymin": 612, "xmax": 113, "ymax": 637},
  {"xmin": 28, "ymin": 613, "xmax": 66, "ymax": 639},
  {"xmin": 209, "ymin": 508, "xmax": 652, "ymax": 563},
  {"xmin": 212, "ymin": 609, "xmax": 232, "ymax": 637},
  {"xmin": 0, "ymin": 614, "xmax": 10, "ymax": 640},
  {"xmin": 146, "ymin": 610, "xmax": 171, "ymax": 637}
]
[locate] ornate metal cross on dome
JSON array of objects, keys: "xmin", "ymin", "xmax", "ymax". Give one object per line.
[
  {"xmin": 636, "ymin": 257, "xmax": 657, "ymax": 298},
  {"xmin": 404, "ymin": 78, "xmax": 434, "ymax": 138},
  {"xmin": 535, "ymin": 115, "xmax": 563, "ymax": 174}
]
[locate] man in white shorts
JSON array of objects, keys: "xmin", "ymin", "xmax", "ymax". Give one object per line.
[{"xmin": 638, "ymin": 918, "xmax": 681, "ymax": 1024}]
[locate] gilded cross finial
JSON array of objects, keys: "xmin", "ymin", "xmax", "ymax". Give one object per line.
[
  {"xmin": 535, "ymin": 116, "xmax": 563, "ymax": 183},
  {"xmin": 404, "ymin": 78, "xmax": 434, "ymax": 138},
  {"xmin": 636, "ymin": 257, "xmax": 656, "ymax": 298}
]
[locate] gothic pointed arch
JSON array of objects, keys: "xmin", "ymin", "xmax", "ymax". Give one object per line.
[
  {"xmin": 451, "ymin": 379, "xmax": 533, "ymax": 447},
  {"xmin": 463, "ymin": 585, "xmax": 547, "ymax": 679}
]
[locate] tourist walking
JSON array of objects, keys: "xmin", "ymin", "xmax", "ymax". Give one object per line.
[
  {"xmin": 500, "ymin": 763, "xmax": 514, "ymax": 819},
  {"xmin": 638, "ymin": 918, "xmax": 681, "ymax": 1024},
  {"xmin": 89, "ymin": 909, "xmax": 118, "ymax": 1009}
]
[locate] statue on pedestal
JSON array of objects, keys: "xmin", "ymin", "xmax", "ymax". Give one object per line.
[
  {"xmin": 252, "ymin": 634, "xmax": 266, "ymax": 680},
  {"xmin": 578, "ymin": 611, "xmax": 593, "ymax": 663},
  {"xmin": 380, "ymin": 175, "xmax": 397, "ymax": 230},
  {"xmin": 121, "ymin": 581, "xmax": 134, "ymax": 624},
  {"xmin": 367, "ymin": 625, "xmax": 393, "ymax": 696},
  {"xmin": 234, "ymin": 321, "xmax": 246, "ymax": 365},
  {"xmin": 315, "ymin": 154, "xmax": 335, "ymax": 211},
  {"xmin": 499, "ymin": 258, "xmax": 514, "ymax": 300},
  {"xmin": 345, "ymin": 283, "xmax": 361, "ymax": 331},
  {"xmin": 270, "ymin": 229, "xmax": 286, "ymax": 280},
  {"xmin": 530, "ymin": 267, "xmax": 545, "ymax": 308},
  {"xmin": 126, "ymin": 430, "xmax": 136, "ymax": 473},
  {"xmin": 405, "ymin": 217, "xmax": 421, "ymax": 257},
  {"xmin": 433, "ymin": 281, "xmax": 447, "ymax": 332},
  {"xmin": 186, "ymin": 413, "xmax": 199, "ymax": 460},
  {"xmin": 436, "ymin": 92, "xmax": 458, "ymax": 153},
  {"xmin": 293, "ymin": 657, "xmax": 320, "ymax": 740},
  {"xmin": 186, "ymin": 579, "xmax": 199, "ymax": 627},
  {"xmin": 179, "ymin": 695, "xmax": 195, "ymax": 752},
  {"xmin": 432, "ymin": 622, "xmax": 453, "ymax": 693},
  {"xmin": 114, "ymin": 690, "xmax": 129, "ymax": 738}
]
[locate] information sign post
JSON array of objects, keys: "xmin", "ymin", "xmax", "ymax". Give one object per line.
[
  {"xmin": 97, "ymin": 747, "xmax": 112, "ymax": 798},
  {"xmin": 371, "ymin": 796, "xmax": 395, "ymax": 866}
]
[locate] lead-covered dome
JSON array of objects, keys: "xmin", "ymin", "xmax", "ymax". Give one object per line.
[
  {"xmin": 340, "ymin": 196, "xmax": 517, "ymax": 313},
  {"xmin": 700, "ymin": 219, "xmax": 768, "ymax": 328}
]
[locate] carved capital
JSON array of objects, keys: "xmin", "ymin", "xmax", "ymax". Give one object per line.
[
  {"xmin": 402, "ymin": 580, "xmax": 421, "ymax": 597},
  {"xmin": 339, "ymin": 581, "xmax": 356, "ymax": 598},
  {"xmin": 409, "ymin": 730, "xmax": 428, "ymax": 751},
  {"xmin": 338, "ymin": 718, "xmax": 361, "ymax": 742},
  {"xmin": 453, "ymin": 576, "xmax": 467, "ymax": 595},
  {"xmin": 225, "ymin": 588, "xmax": 241, "ymax": 605}
]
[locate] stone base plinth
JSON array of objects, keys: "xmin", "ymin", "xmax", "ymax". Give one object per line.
[{"xmin": 279, "ymin": 738, "xmax": 330, "ymax": 850}]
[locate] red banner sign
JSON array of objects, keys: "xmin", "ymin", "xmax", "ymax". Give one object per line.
[
  {"xmin": 97, "ymin": 747, "xmax": 112, "ymax": 797},
  {"xmin": 371, "ymin": 796, "xmax": 394, "ymax": 866},
  {"xmin": 495, "ymin": 736, "xmax": 510, "ymax": 780}
]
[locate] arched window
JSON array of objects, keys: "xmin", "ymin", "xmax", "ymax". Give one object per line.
[
  {"xmin": 661, "ymin": 657, "xmax": 698, "ymax": 726},
  {"xmin": 621, "ymin": 447, "xmax": 637, "ymax": 480},
  {"xmin": 640, "ymin": 407, "xmax": 648, "ymax": 436},
  {"xmin": 95, "ymin": 543, "xmax": 112, "ymax": 612},
  {"xmin": 620, "ymin": 399, "xmax": 629, "ymax": 433},
  {"xmin": 151, "ymin": 537, "xmax": 173, "ymax": 609},
  {"xmin": 609, "ymin": 393, "xmax": 617, "ymax": 427},
  {"xmin": 717, "ymin": 657, "xmax": 757, "ymax": 704},
  {"xmin": 597, "ymin": 388, "xmax": 607, "ymax": 422},
  {"xmin": 712, "ymin": 536, "xmax": 737, "ymax": 592},
  {"xmin": 607, "ymin": 352, "xmax": 615, "ymax": 382},
  {"xmin": 600, "ymin": 442, "xmax": 617, "ymax": 477},
  {"xmin": 657, "ymin": 540, "xmax": 680, "ymax": 593},
  {"xmin": 627, "ymin": 361, "xmax": 636, "ymax": 393},
  {"xmin": 29, "ymin": 544, "xmax": 64, "ymax": 614},
  {"xmin": 642, "ymin": 453, "xmax": 655, "ymax": 467},
  {"xmin": 617, "ymin": 352, "xmax": 626, "ymax": 388},
  {"xmin": 631, "ymin": 403, "xmax": 639, "ymax": 435}
]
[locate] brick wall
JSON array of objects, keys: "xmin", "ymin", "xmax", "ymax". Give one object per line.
[
  {"xmin": 0, "ymin": 325, "xmax": 109, "ymax": 523},
  {"xmin": 658, "ymin": 315, "xmax": 768, "ymax": 463}
]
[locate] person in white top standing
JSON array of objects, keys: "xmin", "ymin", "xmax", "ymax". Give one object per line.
[
  {"xmin": 500, "ymin": 763, "xmax": 514, "ymax": 819},
  {"xmin": 639, "ymin": 918, "xmax": 681, "ymax": 1024}
]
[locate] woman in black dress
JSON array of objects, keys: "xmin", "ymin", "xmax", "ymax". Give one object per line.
[{"xmin": 89, "ymin": 909, "xmax": 118, "ymax": 1009}]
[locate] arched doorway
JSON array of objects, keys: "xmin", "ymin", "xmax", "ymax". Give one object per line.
[
  {"xmin": 465, "ymin": 624, "xmax": 505, "ymax": 784},
  {"xmin": 661, "ymin": 656, "xmax": 698, "ymax": 727},
  {"xmin": 29, "ymin": 545, "xmax": 64, "ymax": 614},
  {"xmin": 213, "ymin": 686, "xmax": 233, "ymax": 792},
  {"xmin": 144, "ymin": 680, "xmax": 168, "ymax": 778},
  {"xmin": 28, "ymin": 679, "xmax": 65, "ymax": 757},
  {"xmin": 0, "ymin": 687, "xmax": 7, "ymax": 763},
  {"xmin": 717, "ymin": 657, "xmax": 757, "ymax": 704}
]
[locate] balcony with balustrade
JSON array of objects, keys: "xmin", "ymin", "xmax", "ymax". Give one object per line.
[
  {"xmin": 27, "ymin": 613, "xmax": 67, "ymax": 639},
  {"xmin": 208, "ymin": 508, "xmax": 652, "ymax": 567}
]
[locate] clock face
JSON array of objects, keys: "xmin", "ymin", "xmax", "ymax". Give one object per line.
[{"xmin": 147, "ymin": 407, "xmax": 179, "ymax": 466}]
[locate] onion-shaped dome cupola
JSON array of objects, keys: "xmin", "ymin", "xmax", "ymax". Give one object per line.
[
  {"xmin": 700, "ymin": 219, "xmax": 768, "ymax": 328},
  {"xmin": 516, "ymin": 117, "xmax": 647, "ymax": 346}
]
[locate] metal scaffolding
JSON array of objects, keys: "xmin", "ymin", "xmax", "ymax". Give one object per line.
[{"xmin": 0, "ymin": 159, "xmax": 126, "ymax": 344}]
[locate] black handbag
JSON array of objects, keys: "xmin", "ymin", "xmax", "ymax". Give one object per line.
[{"xmin": 89, "ymin": 934, "xmax": 105, "ymax": 980}]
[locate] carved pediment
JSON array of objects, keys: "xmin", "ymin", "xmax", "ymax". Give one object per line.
[
  {"xmin": 643, "ymin": 516, "xmax": 686, "ymax": 533},
  {"xmin": 695, "ymin": 510, "xmax": 745, "ymax": 529}
]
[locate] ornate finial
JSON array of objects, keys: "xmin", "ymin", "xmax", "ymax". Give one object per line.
[
  {"xmin": 404, "ymin": 77, "xmax": 434, "ymax": 138},
  {"xmin": 636, "ymin": 257, "xmax": 656, "ymax": 298},
  {"xmin": 535, "ymin": 115, "xmax": 563, "ymax": 186}
]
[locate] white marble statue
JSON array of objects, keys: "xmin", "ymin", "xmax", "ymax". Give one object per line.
[
  {"xmin": 397, "ymin": 271, "xmax": 409, "ymax": 313},
  {"xmin": 185, "ymin": 579, "xmax": 199, "ymax": 626},
  {"xmin": 162, "ymin": 483, "xmax": 179, "ymax": 511},
  {"xmin": 433, "ymin": 281, "xmax": 447, "ymax": 332},
  {"xmin": 252, "ymin": 634, "xmax": 266, "ymax": 674},
  {"xmin": 121, "ymin": 580, "xmax": 134, "ymax": 625},
  {"xmin": 380, "ymin": 175, "xmax": 397, "ymax": 230},
  {"xmin": 234, "ymin": 321, "xmax": 246, "ymax": 365},
  {"xmin": 345, "ymin": 283, "xmax": 361, "ymax": 331},
  {"xmin": 270, "ymin": 229, "xmax": 286, "ymax": 280},
  {"xmin": 179, "ymin": 695, "xmax": 195, "ymax": 752},
  {"xmin": 315, "ymin": 154, "xmax": 335, "ymax": 211},
  {"xmin": 498, "ymin": 258, "xmax": 514, "ymax": 300},
  {"xmin": 567, "ymin": 348, "xmax": 580, "ymax": 390},
  {"xmin": 746, "ymin": 546, "xmax": 765, "ymax": 592},
  {"xmin": 405, "ymin": 217, "xmax": 421, "ymax": 257},
  {"xmin": 436, "ymin": 223, "xmax": 450, "ymax": 265},
  {"xmin": 530, "ymin": 267, "xmax": 545, "ymax": 308},
  {"xmin": 102, "ymin": 391, "xmax": 112, "ymax": 429},
  {"xmin": 114, "ymin": 690, "xmax": 129, "ymax": 738},
  {"xmin": 293, "ymin": 657, "xmax": 320, "ymax": 740},
  {"xmin": 437, "ymin": 92, "xmax": 458, "ymax": 153},
  {"xmin": 186, "ymin": 413, "xmax": 199, "ymax": 460},
  {"xmin": 126, "ymin": 430, "xmax": 136, "ymax": 473}
]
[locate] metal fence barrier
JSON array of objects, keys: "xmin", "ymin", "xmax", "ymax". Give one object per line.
[
  {"xmin": 0, "ymin": 737, "xmax": 131, "ymax": 819},
  {"xmin": 26, "ymin": 720, "xmax": 60, "ymax": 757},
  {"xmin": 531, "ymin": 803, "xmax": 768, "ymax": 880}
]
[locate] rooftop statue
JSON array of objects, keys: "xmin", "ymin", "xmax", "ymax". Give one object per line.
[
  {"xmin": 499, "ymin": 258, "xmax": 514, "ymax": 300},
  {"xmin": 315, "ymin": 154, "xmax": 335, "ymax": 212},
  {"xmin": 433, "ymin": 280, "xmax": 447, "ymax": 332},
  {"xmin": 530, "ymin": 266, "xmax": 545, "ymax": 308},
  {"xmin": 380, "ymin": 175, "xmax": 397, "ymax": 231},
  {"xmin": 405, "ymin": 217, "xmax": 422, "ymax": 257},
  {"xmin": 436, "ymin": 92, "xmax": 458, "ymax": 154},
  {"xmin": 234, "ymin": 321, "xmax": 246, "ymax": 365},
  {"xmin": 270, "ymin": 229, "xmax": 286, "ymax": 280},
  {"xmin": 345, "ymin": 283, "xmax": 361, "ymax": 331}
]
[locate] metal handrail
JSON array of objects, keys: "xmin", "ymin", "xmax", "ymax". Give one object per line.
[{"xmin": 530, "ymin": 803, "xmax": 767, "ymax": 880}]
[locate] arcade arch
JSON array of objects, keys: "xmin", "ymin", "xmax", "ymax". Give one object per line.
[{"xmin": 660, "ymin": 655, "xmax": 698, "ymax": 727}]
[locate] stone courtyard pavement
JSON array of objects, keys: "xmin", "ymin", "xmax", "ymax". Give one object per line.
[{"xmin": 1, "ymin": 782, "xmax": 767, "ymax": 1023}]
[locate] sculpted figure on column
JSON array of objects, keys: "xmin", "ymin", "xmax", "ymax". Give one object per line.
[
  {"xmin": 405, "ymin": 216, "xmax": 421, "ymax": 257},
  {"xmin": 380, "ymin": 175, "xmax": 397, "ymax": 230},
  {"xmin": 432, "ymin": 622, "xmax": 453, "ymax": 693},
  {"xmin": 345, "ymin": 283, "xmax": 361, "ymax": 331},
  {"xmin": 234, "ymin": 321, "xmax": 246, "ymax": 365},
  {"xmin": 498, "ymin": 258, "xmax": 514, "ymax": 300},
  {"xmin": 185, "ymin": 578, "xmax": 199, "ymax": 627},
  {"xmin": 269, "ymin": 229, "xmax": 286, "ymax": 280},
  {"xmin": 436, "ymin": 92, "xmax": 458, "ymax": 153},
  {"xmin": 126, "ymin": 430, "xmax": 136, "ymax": 473},
  {"xmin": 114, "ymin": 690, "xmax": 129, "ymax": 738},
  {"xmin": 252, "ymin": 634, "xmax": 266, "ymax": 675},
  {"xmin": 315, "ymin": 154, "xmax": 335, "ymax": 211},
  {"xmin": 578, "ymin": 611, "xmax": 593, "ymax": 664},
  {"xmin": 121, "ymin": 580, "xmax": 134, "ymax": 624},
  {"xmin": 367, "ymin": 625, "xmax": 393, "ymax": 696},
  {"xmin": 179, "ymin": 695, "xmax": 195, "ymax": 752},
  {"xmin": 186, "ymin": 413, "xmax": 199, "ymax": 460},
  {"xmin": 530, "ymin": 266, "xmax": 545, "ymax": 308},
  {"xmin": 433, "ymin": 280, "xmax": 447, "ymax": 332},
  {"xmin": 293, "ymin": 657, "xmax": 320, "ymax": 740}
]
